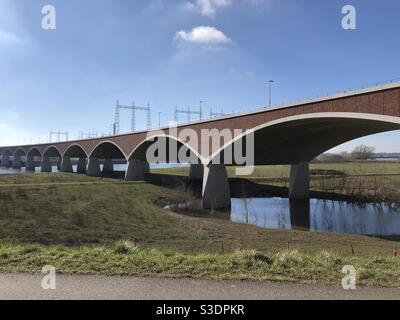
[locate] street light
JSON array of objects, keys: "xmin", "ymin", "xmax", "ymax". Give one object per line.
[
  {"xmin": 158, "ymin": 112, "xmax": 162, "ymax": 128},
  {"xmin": 200, "ymin": 101, "xmax": 204, "ymax": 119},
  {"xmin": 268, "ymin": 80, "xmax": 275, "ymax": 108}
]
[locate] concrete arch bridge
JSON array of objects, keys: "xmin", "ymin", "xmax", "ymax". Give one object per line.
[{"xmin": 1, "ymin": 83, "xmax": 400, "ymax": 210}]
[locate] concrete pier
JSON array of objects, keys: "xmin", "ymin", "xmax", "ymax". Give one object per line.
[
  {"xmin": 1, "ymin": 154, "xmax": 10, "ymax": 168},
  {"xmin": 87, "ymin": 158, "xmax": 101, "ymax": 177},
  {"xmin": 77, "ymin": 158, "xmax": 87, "ymax": 174},
  {"xmin": 202, "ymin": 164, "xmax": 231, "ymax": 210},
  {"xmin": 143, "ymin": 162, "xmax": 150, "ymax": 174},
  {"xmin": 12, "ymin": 155, "xmax": 22, "ymax": 169},
  {"xmin": 102, "ymin": 159, "xmax": 114, "ymax": 174},
  {"xmin": 41, "ymin": 157, "xmax": 52, "ymax": 173},
  {"xmin": 60, "ymin": 157, "xmax": 73, "ymax": 173},
  {"xmin": 26, "ymin": 156, "xmax": 36, "ymax": 172},
  {"xmin": 189, "ymin": 164, "xmax": 204, "ymax": 181},
  {"xmin": 289, "ymin": 162, "xmax": 310, "ymax": 200},
  {"xmin": 125, "ymin": 159, "xmax": 147, "ymax": 181}
]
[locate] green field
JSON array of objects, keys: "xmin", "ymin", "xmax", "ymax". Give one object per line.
[{"xmin": 0, "ymin": 162, "xmax": 399, "ymax": 286}]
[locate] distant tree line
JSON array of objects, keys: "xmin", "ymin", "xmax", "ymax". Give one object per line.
[{"xmin": 316, "ymin": 145, "xmax": 377, "ymax": 162}]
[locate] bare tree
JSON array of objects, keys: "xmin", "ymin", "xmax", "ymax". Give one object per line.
[{"xmin": 351, "ymin": 145, "xmax": 376, "ymax": 160}]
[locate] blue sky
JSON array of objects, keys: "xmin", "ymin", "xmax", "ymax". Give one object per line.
[{"xmin": 0, "ymin": 0, "xmax": 400, "ymax": 152}]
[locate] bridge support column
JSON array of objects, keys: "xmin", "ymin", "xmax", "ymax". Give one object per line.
[
  {"xmin": 41, "ymin": 157, "xmax": 52, "ymax": 173},
  {"xmin": 289, "ymin": 162, "xmax": 310, "ymax": 200},
  {"xmin": 125, "ymin": 159, "xmax": 147, "ymax": 181},
  {"xmin": 202, "ymin": 164, "xmax": 231, "ymax": 211},
  {"xmin": 189, "ymin": 164, "xmax": 204, "ymax": 181},
  {"xmin": 26, "ymin": 156, "xmax": 35, "ymax": 172},
  {"xmin": 60, "ymin": 157, "xmax": 73, "ymax": 173},
  {"xmin": 77, "ymin": 158, "xmax": 87, "ymax": 174},
  {"xmin": 143, "ymin": 162, "xmax": 150, "ymax": 174},
  {"xmin": 102, "ymin": 159, "xmax": 114, "ymax": 174},
  {"xmin": 1, "ymin": 154, "xmax": 10, "ymax": 168},
  {"xmin": 12, "ymin": 155, "xmax": 22, "ymax": 169},
  {"xmin": 87, "ymin": 158, "xmax": 101, "ymax": 177}
]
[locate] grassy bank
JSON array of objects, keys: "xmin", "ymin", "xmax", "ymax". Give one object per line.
[
  {"xmin": 1, "ymin": 242, "xmax": 400, "ymax": 287},
  {"xmin": 0, "ymin": 167, "xmax": 399, "ymax": 287},
  {"xmin": 0, "ymin": 172, "xmax": 398, "ymax": 256}
]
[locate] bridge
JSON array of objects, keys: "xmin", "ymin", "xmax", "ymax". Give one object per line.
[{"xmin": 1, "ymin": 82, "xmax": 400, "ymax": 210}]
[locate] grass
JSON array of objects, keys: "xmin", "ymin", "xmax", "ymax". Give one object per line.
[
  {"xmin": 0, "ymin": 172, "xmax": 398, "ymax": 256},
  {"xmin": 0, "ymin": 242, "xmax": 400, "ymax": 287},
  {"xmin": 0, "ymin": 164, "xmax": 400, "ymax": 287}
]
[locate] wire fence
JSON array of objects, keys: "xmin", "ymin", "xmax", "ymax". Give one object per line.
[{"xmin": 132, "ymin": 237, "xmax": 400, "ymax": 258}]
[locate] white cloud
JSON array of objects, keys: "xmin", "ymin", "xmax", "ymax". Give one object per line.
[
  {"xmin": 0, "ymin": 29, "xmax": 20, "ymax": 45},
  {"xmin": 175, "ymin": 26, "xmax": 232, "ymax": 44},
  {"xmin": 183, "ymin": 0, "xmax": 232, "ymax": 18}
]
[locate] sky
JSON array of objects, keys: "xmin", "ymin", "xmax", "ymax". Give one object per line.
[{"xmin": 0, "ymin": 0, "xmax": 400, "ymax": 152}]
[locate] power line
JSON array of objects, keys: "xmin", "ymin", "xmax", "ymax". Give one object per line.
[
  {"xmin": 114, "ymin": 100, "xmax": 152, "ymax": 135},
  {"xmin": 49, "ymin": 130, "xmax": 68, "ymax": 142},
  {"xmin": 174, "ymin": 105, "xmax": 203, "ymax": 123},
  {"xmin": 210, "ymin": 107, "xmax": 225, "ymax": 118}
]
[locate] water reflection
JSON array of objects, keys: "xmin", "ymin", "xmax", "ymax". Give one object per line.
[
  {"xmin": 0, "ymin": 163, "xmax": 189, "ymax": 175},
  {"xmin": 231, "ymin": 197, "xmax": 400, "ymax": 236}
]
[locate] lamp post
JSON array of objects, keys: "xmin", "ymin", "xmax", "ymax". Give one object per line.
[
  {"xmin": 268, "ymin": 80, "xmax": 275, "ymax": 108},
  {"xmin": 200, "ymin": 101, "xmax": 204, "ymax": 119}
]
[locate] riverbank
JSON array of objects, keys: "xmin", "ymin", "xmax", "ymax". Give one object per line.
[{"xmin": 0, "ymin": 170, "xmax": 399, "ymax": 287}]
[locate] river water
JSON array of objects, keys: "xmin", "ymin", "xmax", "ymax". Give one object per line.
[
  {"xmin": 231, "ymin": 197, "xmax": 400, "ymax": 236},
  {"xmin": 0, "ymin": 163, "xmax": 188, "ymax": 175}
]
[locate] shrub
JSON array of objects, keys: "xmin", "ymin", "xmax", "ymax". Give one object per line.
[
  {"xmin": 273, "ymin": 250, "xmax": 305, "ymax": 269},
  {"xmin": 112, "ymin": 240, "xmax": 140, "ymax": 255}
]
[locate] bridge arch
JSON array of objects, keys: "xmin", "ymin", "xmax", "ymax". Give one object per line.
[
  {"xmin": 206, "ymin": 112, "xmax": 400, "ymax": 166},
  {"xmin": 14, "ymin": 148, "xmax": 26, "ymax": 157},
  {"xmin": 27, "ymin": 147, "xmax": 42, "ymax": 158},
  {"xmin": 63, "ymin": 144, "xmax": 88, "ymax": 158},
  {"xmin": 1, "ymin": 149, "xmax": 13, "ymax": 157},
  {"xmin": 89, "ymin": 141, "xmax": 126, "ymax": 159},
  {"xmin": 127, "ymin": 132, "xmax": 204, "ymax": 165},
  {"xmin": 43, "ymin": 146, "xmax": 62, "ymax": 158}
]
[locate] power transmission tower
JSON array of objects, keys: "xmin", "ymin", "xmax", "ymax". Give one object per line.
[
  {"xmin": 49, "ymin": 130, "xmax": 68, "ymax": 142},
  {"xmin": 79, "ymin": 129, "xmax": 98, "ymax": 139},
  {"xmin": 113, "ymin": 100, "xmax": 152, "ymax": 135},
  {"xmin": 174, "ymin": 105, "xmax": 203, "ymax": 123},
  {"xmin": 210, "ymin": 108, "xmax": 225, "ymax": 118}
]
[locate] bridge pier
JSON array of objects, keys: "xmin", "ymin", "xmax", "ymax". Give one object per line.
[
  {"xmin": 1, "ymin": 154, "xmax": 10, "ymax": 168},
  {"xmin": 102, "ymin": 159, "xmax": 114, "ymax": 174},
  {"xmin": 12, "ymin": 155, "xmax": 22, "ymax": 169},
  {"xmin": 87, "ymin": 158, "xmax": 101, "ymax": 177},
  {"xmin": 41, "ymin": 156, "xmax": 52, "ymax": 173},
  {"xmin": 125, "ymin": 159, "xmax": 148, "ymax": 181},
  {"xmin": 144, "ymin": 162, "xmax": 150, "ymax": 174},
  {"xmin": 26, "ymin": 156, "xmax": 36, "ymax": 172},
  {"xmin": 202, "ymin": 164, "xmax": 231, "ymax": 211},
  {"xmin": 77, "ymin": 158, "xmax": 87, "ymax": 174},
  {"xmin": 289, "ymin": 162, "xmax": 310, "ymax": 200},
  {"xmin": 189, "ymin": 164, "xmax": 204, "ymax": 181},
  {"xmin": 60, "ymin": 157, "xmax": 73, "ymax": 173}
]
